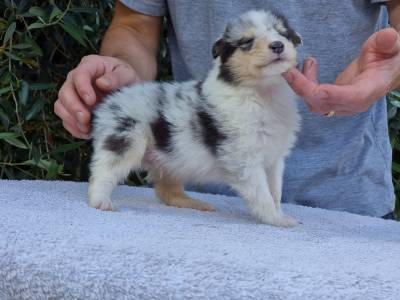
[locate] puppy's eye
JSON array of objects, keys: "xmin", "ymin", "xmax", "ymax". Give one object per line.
[
  {"xmin": 237, "ymin": 38, "xmax": 254, "ymax": 51},
  {"xmin": 275, "ymin": 27, "xmax": 302, "ymax": 46}
]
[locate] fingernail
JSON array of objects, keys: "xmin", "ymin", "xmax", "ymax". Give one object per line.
[
  {"xmin": 76, "ymin": 111, "xmax": 85, "ymax": 123},
  {"xmin": 77, "ymin": 123, "xmax": 89, "ymax": 133},
  {"xmin": 83, "ymin": 94, "xmax": 92, "ymax": 104},
  {"xmin": 283, "ymin": 71, "xmax": 294, "ymax": 83},
  {"xmin": 315, "ymin": 90, "xmax": 328, "ymax": 100},
  {"xmin": 99, "ymin": 77, "xmax": 111, "ymax": 87},
  {"xmin": 306, "ymin": 58, "xmax": 314, "ymax": 68}
]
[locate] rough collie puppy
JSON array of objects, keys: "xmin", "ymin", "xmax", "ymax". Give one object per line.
[{"xmin": 89, "ymin": 10, "xmax": 302, "ymax": 227}]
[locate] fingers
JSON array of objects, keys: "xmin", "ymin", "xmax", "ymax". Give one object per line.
[
  {"xmin": 365, "ymin": 28, "xmax": 400, "ymax": 56},
  {"xmin": 72, "ymin": 54, "xmax": 136, "ymax": 106},
  {"xmin": 63, "ymin": 120, "xmax": 90, "ymax": 140},
  {"xmin": 320, "ymin": 75, "xmax": 386, "ymax": 114},
  {"xmin": 301, "ymin": 57, "xmax": 318, "ymax": 83},
  {"xmin": 72, "ymin": 69, "xmax": 98, "ymax": 107},
  {"xmin": 56, "ymin": 77, "xmax": 92, "ymax": 138},
  {"xmin": 55, "ymin": 54, "xmax": 139, "ymax": 139},
  {"xmin": 283, "ymin": 68, "xmax": 318, "ymax": 98},
  {"xmin": 73, "ymin": 54, "xmax": 113, "ymax": 106},
  {"xmin": 57, "ymin": 79, "xmax": 91, "ymax": 122},
  {"xmin": 282, "ymin": 58, "xmax": 378, "ymax": 115},
  {"xmin": 96, "ymin": 63, "xmax": 139, "ymax": 92},
  {"xmin": 54, "ymin": 100, "xmax": 90, "ymax": 139}
]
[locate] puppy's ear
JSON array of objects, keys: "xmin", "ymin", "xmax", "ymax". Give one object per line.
[
  {"xmin": 212, "ymin": 39, "xmax": 224, "ymax": 58},
  {"xmin": 289, "ymin": 30, "xmax": 302, "ymax": 46}
]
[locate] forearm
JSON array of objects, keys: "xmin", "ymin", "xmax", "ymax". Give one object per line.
[
  {"xmin": 100, "ymin": 26, "xmax": 158, "ymax": 81},
  {"xmin": 388, "ymin": 0, "xmax": 400, "ymax": 32},
  {"xmin": 99, "ymin": 2, "xmax": 162, "ymax": 81},
  {"xmin": 387, "ymin": 1, "xmax": 400, "ymax": 90}
]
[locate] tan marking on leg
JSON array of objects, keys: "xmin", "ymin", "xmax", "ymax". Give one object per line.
[{"xmin": 154, "ymin": 172, "xmax": 215, "ymax": 212}]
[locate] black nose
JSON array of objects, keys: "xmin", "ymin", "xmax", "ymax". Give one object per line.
[{"xmin": 269, "ymin": 41, "xmax": 284, "ymax": 54}]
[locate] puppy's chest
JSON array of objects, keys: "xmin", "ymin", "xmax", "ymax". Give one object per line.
[
  {"xmin": 236, "ymin": 104, "xmax": 295, "ymax": 139},
  {"xmin": 226, "ymin": 100, "xmax": 298, "ymax": 163},
  {"xmin": 252, "ymin": 113, "xmax": 292, "ymax": 148}
]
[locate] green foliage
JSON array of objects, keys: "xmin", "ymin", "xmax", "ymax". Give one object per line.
[
  {"xmin": 387, "ymin": 90, "xmax": 400, "ymax": 219},
  {"xmin": 0, "ymin": 0, "xmax": 114, "ymax": 180}
]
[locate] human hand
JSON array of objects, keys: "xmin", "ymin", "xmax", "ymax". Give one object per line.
[
  {"xmin": 283, "ymin": 28, "xmax": 400, "ymax": 116},
  {"xmin": 54, "ymin": 55, "xmax": 139, "ymax": 139}
]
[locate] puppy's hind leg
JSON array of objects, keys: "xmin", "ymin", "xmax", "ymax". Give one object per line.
[
  {"xmin": 88, "ymin": 134, "xmax": 147, "ymax": 211},
  {"xmin": 152, "ymin": 170, "xmax": 215, "ymax": 212}
]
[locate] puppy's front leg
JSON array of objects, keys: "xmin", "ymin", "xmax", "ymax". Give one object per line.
[
  {"xmin": 231, "ymin": 167, "xmax": 297, "ymax": 227},
  {"xmin": 266, "ymin": 158, "xmax": 284, "ymax": 212}
]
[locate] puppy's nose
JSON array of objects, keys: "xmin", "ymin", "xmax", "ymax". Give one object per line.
[{"xmin": 269, "ymin": 41, "xmax": 284, "ymax": 54}]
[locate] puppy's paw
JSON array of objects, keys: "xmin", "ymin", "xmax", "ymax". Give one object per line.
[
  {"xmin": 272, "ymin": 214, "xmax": 298, "ymax": 228},
  {"xmin": 257, "ymin": 212, "xmax": 298, "ymax": 228},
  {"xmin": 189, "ymin": 200, "xmax": 215, "ymax": 212},
  {"xmin": 89, "ymin": 199, "xmax": 114, "ymax": 211}
]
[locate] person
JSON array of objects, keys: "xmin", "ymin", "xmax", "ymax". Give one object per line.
[{"xmin": 54, "ymin": 1, "xmax": 400, "ymax": 218}]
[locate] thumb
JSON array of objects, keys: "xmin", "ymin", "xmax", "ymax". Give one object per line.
[
  {"xmin": 96, "ymin": 64, "xmax": 139, "ymax": 92},
  {"xmin": 362, "ymin": 28, "xmax": 400, "ymax": 58}
]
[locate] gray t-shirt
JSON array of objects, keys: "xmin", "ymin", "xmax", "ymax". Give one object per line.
[{"xmin": 120, "ymin": 0, "xmax": 394, "ymax": 217}]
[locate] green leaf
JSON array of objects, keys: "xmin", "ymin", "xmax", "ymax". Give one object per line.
[
  {"xmin": 391, "ymin": 90, "xmax": 400, "ymax": 99},
  {"xmin": 4, "ymin": 22, "xmax": 16, "ymax": 44},
  {"xmin": 31, "ymin": 145, "xmax": 40, "ymax": 164},
  {"xmin": 49, "ymin": 6, "xmax": 62, "ymax": 22},
  {"xmin": 0, "ymin": 86, "xmax": 12, "ymax": 95},
  {"xmin": 390, "ymin": 100, "xmax": 400, "ymax": 109},
  {"xmin": 0, "ymin": 133, "xmax": 28, "ymax": 149},
  {"xmin": 2, "ymin": 167, "xmax": 14, "ymax": 179},
  {"xmin": 29, "ymin": 82, "xmax": 55, "ymax": 91},
  {"xmin": 0, "ymin": 108, "xmax": 10, "ymax": 129},
  {"xmin": 3, "ymin": 137, "xmax": 28, "ymax": 149},
  {"xmin": 19, "ymin": 80, "xmax": 29, "ymax": 106},
  {"xmin": 49, "ymin": 141, "xmax": 86, "ymax": 155},
  {"xmin": 29, "ymin": 6, "xmax": 47, "ymax": 18},
  {"xmin": 70, "ymin": 7, "xmax": 98, "ymax": 14},
  {"xmin": 0, "ymin": 72, "xmax": 11, "ymax": 86},
  {"xmin": 46, "ymin": 159, "xmax": 60, "ymax": 179},
  {"xmin": 27, "ymin": 22, "xmax": 47, "ymax": 30},
  {"xmin": 24, "ymin": 159, "xmax": 61, "ymax": 178},
  {"xmin": 0, "ymin": 132, "xmax": 18, "ymax": 139},
  {"xmin": 24, "ymin": 159, "xmax": 47, "ymax": 169},
  {"xmin": 83, "ymin": 25, "xmax": 94, "ymax": 32},
  {"xmin": 12, "ymin": 43, "xmax": 33, "ymax": 49},
  {"xmin": 25, "ymin": 97, "xmax": 45, "ymax": 120},
  {"xmin": 20, "ymin": 35, "xmax": 42, "ymax": 56},
  {"xmin": 4, "ymin": 51, "xmax": 21, "ymax": 61},
  {"xmin": 393, "ymin": 162, "xmax": 400, "ymax": 174},
  {"xmin": 388, "ymin": 105, "xmax": 397, "ymax": 119},
  {"xmin": 60, "ymin": 22, "xmax": 87, "ymax": 47}
]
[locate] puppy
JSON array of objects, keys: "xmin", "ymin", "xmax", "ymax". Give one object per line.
[{"xmin": 88, "ymin": 10, "xmax": 302, "ymax": 227}]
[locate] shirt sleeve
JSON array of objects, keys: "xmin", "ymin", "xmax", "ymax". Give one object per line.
[{"xmin": 118, "ymin": 0, "xmax": 166, "ymax": 16}]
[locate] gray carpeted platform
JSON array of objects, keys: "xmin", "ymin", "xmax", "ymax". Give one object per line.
[{"xmin": 0, "ymin": 180, "xmax": 399, "ymax": 299}]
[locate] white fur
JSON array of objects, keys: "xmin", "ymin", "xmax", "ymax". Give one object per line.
[{"xmin": 88, "ymin": 10, "xmax": 301, "ymax": 227}]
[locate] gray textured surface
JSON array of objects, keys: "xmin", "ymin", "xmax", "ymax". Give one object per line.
[{"xmin": 0, "ymin": 180, "xmax": 399, "ymax": 299}]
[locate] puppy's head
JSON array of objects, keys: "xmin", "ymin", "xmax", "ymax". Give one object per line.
[{"xmin": 212, "ymin": 10, "xmax": 301, "ymax": 85}]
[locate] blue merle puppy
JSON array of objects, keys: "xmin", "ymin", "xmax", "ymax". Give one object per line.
[{"xmin": 89, "ymin": 10, "xmax": 302, "ymax": 227}]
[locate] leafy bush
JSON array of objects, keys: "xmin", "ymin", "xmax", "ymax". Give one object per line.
[
  {"xmin": 388, "ymin": 91, "xmax": 400, "ymax": 218},
  {"xmin": 0, "ymin": 1, "xmax": 398, "ymax": 219},
  {"xmin": 0, "ymin": 0, "xmax": 113, "ymax": 181}
]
